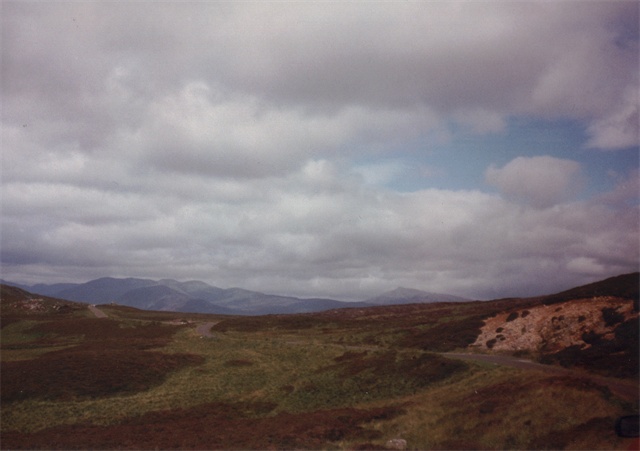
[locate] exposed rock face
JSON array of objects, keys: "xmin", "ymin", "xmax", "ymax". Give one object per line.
[{"xmin": 472, "ymin": 297, "xmax": 638, "ymax": 354}]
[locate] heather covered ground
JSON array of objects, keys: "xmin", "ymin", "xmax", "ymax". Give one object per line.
[{"xmin": 1, "ymin": 276, "xmax": 637, "ymax": 450}]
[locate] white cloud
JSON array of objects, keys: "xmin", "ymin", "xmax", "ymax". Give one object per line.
[
  {"xmin": 3, "ymin": 2, "xmax": 637, "ymax": 150},
  {"xmin": 102, "ymin": 81, "xmax": 441, "ymax": 179},
  {"xmin": 485, "ymin": 156, "xmax": 585, "ymax": 208}
]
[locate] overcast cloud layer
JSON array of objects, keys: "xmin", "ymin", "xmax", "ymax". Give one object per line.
[{"xmin": 1, "ymin": 2, "xmax": 638, "ymax": 300}]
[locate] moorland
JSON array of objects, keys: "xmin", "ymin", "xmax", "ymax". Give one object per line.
[{"xmin": 1, "ymin": 273, "xmax": 638, "ymax": 450}]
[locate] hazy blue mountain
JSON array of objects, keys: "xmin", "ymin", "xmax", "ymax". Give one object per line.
[
  {"xmin": 180, "ymin": 298, "xmax": 242, "ymax": 315},
  {"xmin": 4, "ymin": 277, "xmax": 467, "ymax": 315},
  {"xmin": 157, "ymin": 279, "xmax": 227, "ymax": 302},
  {"xmin": 26, "ymin": 282, "xmax": 79, "ymax": 297},
  {"xmin": 54, "ymin": 277, "xmax": 158, "ymax": 303},
  {"xmin": 117, "ymin": 285, "xmax": 193, "ymax": 311},
  {"xmin": 3, "ymin": 277, "xmax": 362, "ymax": 315},
  {"xmin": 3, "ymin": 273, "xmax": 636, "ymax": 316},
  {"xmin": 365, "ymin": 287, "xmax": 469, "ymax": 305}
]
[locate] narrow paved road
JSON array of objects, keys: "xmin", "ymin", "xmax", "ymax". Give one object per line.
[
  {"xmin": 88, "ymin": 304, "xmax": 108, "ymax": 318},
  {"xmin": 444, "ymin": 352, "xmax": 639, "ymax": 402}
]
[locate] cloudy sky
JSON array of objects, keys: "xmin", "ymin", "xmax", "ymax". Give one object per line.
[{"xmin": 1, "ymin": 2, "xmax": 638, "ymax": 301}]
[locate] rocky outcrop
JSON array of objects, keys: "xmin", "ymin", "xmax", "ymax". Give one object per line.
[{"xmin": 472, "ymin": 297, "xmax": 638, "ymax": 354}]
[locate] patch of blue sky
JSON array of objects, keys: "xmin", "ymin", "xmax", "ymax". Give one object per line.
[{"xmin": 356, "ymin": 117, "xmax": 638, "ymax": 199}]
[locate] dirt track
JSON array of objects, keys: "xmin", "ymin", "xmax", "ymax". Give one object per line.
[
  {"xmin": 88, "ymin": 305, "xmax": 108, "ymax": 318},
  {"xmin": 196, "ymin": 322, "xmax": 217, "ymax": 338},
  {"xmin": 444, "ymin": 352, "xmax": 639, "ymax": 402}
]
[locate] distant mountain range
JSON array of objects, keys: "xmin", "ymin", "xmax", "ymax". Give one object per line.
[{"xmin": 1, "ymin": 277, "xmax": 470, "ymax": 315}]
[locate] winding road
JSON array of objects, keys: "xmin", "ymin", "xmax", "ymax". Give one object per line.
[{"xmin": 444, "ymin": 352, "xmax": 639, "ymax": 402}]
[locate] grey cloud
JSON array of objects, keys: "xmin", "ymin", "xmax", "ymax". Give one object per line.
[
  {"xmin": 1, "ymin": 2, "xmax": 638, "ymax": 299},
  {"xmin": 485, "ymin": 156, "xmax": 585, "ymax": 209},
  {"xmin": 3, "ymin": 2, "xmax": 637, "ymax": 154}
]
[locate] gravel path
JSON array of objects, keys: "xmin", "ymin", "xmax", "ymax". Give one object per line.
[{"xmin": 444, "ymin": 352, "xmax": 639, "ymax": 402}]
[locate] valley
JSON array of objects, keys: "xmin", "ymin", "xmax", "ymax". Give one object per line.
[{"xmin": 0, "ymin": 273, "xmax": 638, "ymax": 450}]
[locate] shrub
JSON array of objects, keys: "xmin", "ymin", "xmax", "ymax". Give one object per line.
[
  {"xmin": 398, "ymin": 315, "xmax": 486, "ymax": 351},
  {"xmin": 506, "ymin": 312, "xmax": 519, "ymax": 322},
  {"xmin": 601, "ymin": 307, "xmax": 625, "ymax": 327},
  {"xmin": 540, "ymin": 318, "xmax": 639, "ymax": 377},
  {"xmin": 581, "ymin": 331, "xmax": 602, "ymax": 345}
]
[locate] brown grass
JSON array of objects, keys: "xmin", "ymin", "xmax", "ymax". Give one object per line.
[
  {"xmin": 1, "ymin": 402, "xmax": 406, "ymax": 450},
  {"xmin": 1, "ymin": 315, "xmax": 204, "ymax": 403}
]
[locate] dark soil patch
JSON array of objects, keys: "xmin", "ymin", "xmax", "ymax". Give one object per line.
[{"xmin": 2, "ymin": 402, "xmax": 405, "ymax": 450}]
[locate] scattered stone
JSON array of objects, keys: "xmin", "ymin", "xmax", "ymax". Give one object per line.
[{"xmin": 385, "ymin": 438, "xmax": 407, "ymax": 450}]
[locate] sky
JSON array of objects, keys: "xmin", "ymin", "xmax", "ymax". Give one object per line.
[{"xmin": 1, "ymin": 1, "xmax": 638, "ymax": 301}]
